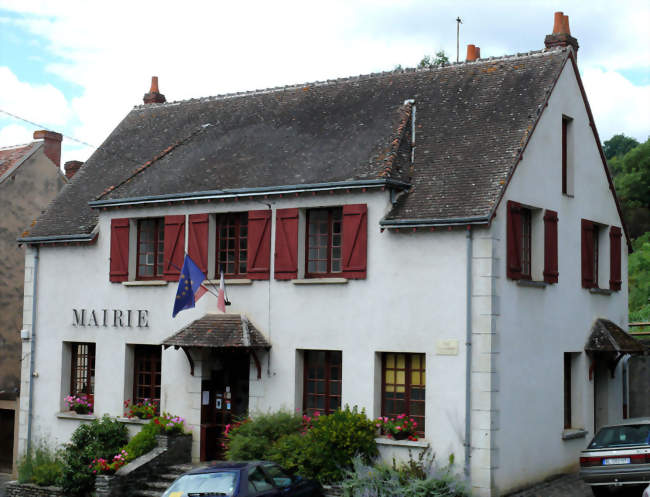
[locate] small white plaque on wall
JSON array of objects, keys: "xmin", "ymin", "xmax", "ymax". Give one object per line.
[{"xmin": 436, "ymin": 339, "xmax": 459, "ymax": 356}]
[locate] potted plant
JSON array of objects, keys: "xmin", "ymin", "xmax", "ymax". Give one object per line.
[
  {"xmin": 65, "ymin": 394, "xmax": 93, "ymax": 414},
  {"xmin": 375, "ymin": 414, "xmax": 419, "ymax": 441},
  {"xmin": 123, "ymin": 398, "xmax": 158, "ymax": 419}
]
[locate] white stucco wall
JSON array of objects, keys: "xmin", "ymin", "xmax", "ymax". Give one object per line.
[
  {"xmin": 21, "ymin": 190, "xmax": 472, "ymax": 466},
  {"xmin": 490, "ymin": 60, "xmax": 629, "ymax": 495}
]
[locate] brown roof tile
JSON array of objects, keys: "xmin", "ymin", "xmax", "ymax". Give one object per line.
[{"xmin": 162, "ymin": 314, "xmax": 270, "ymax": 349}]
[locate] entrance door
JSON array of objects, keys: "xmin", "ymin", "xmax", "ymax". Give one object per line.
[
  {"xmin": 594, "ymin": 360, "xmax": 609, "ymax": 432},
  {"xmin": 200, "ymin": 352, "xmax": 250, "ymax": 461}
]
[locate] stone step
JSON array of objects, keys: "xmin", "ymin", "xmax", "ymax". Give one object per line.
[
  {"xmin": 143, "ymin": 480, "xmax": 174, "ymax": 490},
  {"xmin": 132, "ymin": 491, "xmax": 162, "ymax": 497}
]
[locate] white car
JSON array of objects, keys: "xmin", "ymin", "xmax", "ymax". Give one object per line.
[{"xmin": 643, "ymin": 483, "xmax": 650, "ymax": 497}]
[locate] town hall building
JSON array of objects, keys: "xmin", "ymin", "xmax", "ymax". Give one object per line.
[{"xmin": 16, "ymin": 13, "xmax": 639, "ymax": 496}]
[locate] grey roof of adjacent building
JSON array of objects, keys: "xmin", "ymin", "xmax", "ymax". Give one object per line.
[{"xmin": 25, "ymin": 47, "xmax": 570, "ymax": 239}]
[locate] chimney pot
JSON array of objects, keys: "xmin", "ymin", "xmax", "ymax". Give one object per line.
[
  {"xmin": 562, "ymin": 15, "xmax": 571, "ymax": 35},
  {"xmin": 466, "ymin": 44, "xmax": 480, "ymax": 62},
  {"xmin": 64, "ymin": 160, "xmax": 84, "ymax": 179},
  {"xmin": 552, "ymin": 11, "xmax": 564, "ymax": 34},
  {"xmin": 33, "ymin": 130, "xmax": 62, "ymax": 168},
  {"xmin": 143, "ymin": 76, "xmax": 166, "ymax": 104}
]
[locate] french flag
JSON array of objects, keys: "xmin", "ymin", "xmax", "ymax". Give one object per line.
[{"xmin": 217, "ymin": 269, "xmax": 226, "ymax": 313}]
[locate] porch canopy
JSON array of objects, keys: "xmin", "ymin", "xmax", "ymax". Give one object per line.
[
  {"xmin": 585, "ymin": 318, "xmax": 648, "ymax": 377},
  {"xmin": 162, "ymin": 313, "xmax": 270, "ymax": 377}
]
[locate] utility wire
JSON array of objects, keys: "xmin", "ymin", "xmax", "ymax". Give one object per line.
[{"xmin": 0, "ymin": 107, "xmax": 145, "ymax": 166}]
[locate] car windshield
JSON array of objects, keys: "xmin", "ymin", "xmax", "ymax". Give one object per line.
[
  {"xmin": 161, "ymin": 471, "xmax": 238, "ymax": 497},
  {"xmin": 589, "ymin": 424, "xmax": 650, "ymax": 449}
]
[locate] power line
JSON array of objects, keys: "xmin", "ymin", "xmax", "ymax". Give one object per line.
[{"xmin": 0, "ymin": 107, "xmax": 144, "ymax": 166}]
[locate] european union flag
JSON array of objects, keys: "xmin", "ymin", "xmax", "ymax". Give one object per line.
[{"xmin": 172, "ymin": 254, "xmax": 207, "ymax": 317}]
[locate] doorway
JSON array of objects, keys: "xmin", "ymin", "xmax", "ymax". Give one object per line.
[
  {"xmin": 200, "ymin": 351, "xmax": 250, "ymax": 461},
  {"xmin": 593, "ymin": 359, "xmax": 609, "ymax": 432}
]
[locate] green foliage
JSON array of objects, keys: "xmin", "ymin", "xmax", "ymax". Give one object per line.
[
  {"xmin": 122, "ymin": 421, "xmax": 160, "ymax": 461},
  {"xmin": 629, "ymin": 232, "xmax": 650, "ymax": 321},
  {"xmin": 609, "ymin": 138, "xmax": 650, "ymax": 238},
  {"xmin": 418, "ymin": 51, "xmax": 449, "ymax": 69},
  {"xmin": 17, "ymin": 443, "xmax": 63, "ymax": 486},
  {"xmin": 604, "ymin": 134, "xmax": 639, "ymax": 161},
  {"xmin": 60, "ymin": 415, "xmax": 129, "ymax": 497},
  {"xmin": 268, "ymin": 406, "xmax": 378, "ymax": 483},
  {"xmin": 225, "ymin": 411, "xmax": 304, "ymax": 460},
  {"xmin": 342, "ymin": 453, "xmax": 470, "ymax": 497}
]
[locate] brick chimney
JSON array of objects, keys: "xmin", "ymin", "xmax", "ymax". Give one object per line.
[
  {"xmin": 64, "ymin": 160, "xmax": 84, "ymax": 179},
  {"xmin": 33, "ymin": 130, "xmax": 62, "ymax": 168},
  {"xmin": 544, "ymin": 12, "xmax": 579, "ymax": 55},
  {"xmin": 466, "ymin": 44, "xmax": 481, "ymax": 62},
  {"xmin": 143, "ymin": 76, "xmax": 166, "ymax": 104}
]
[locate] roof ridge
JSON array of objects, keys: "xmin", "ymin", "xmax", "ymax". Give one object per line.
[
  {"xmin": 0, "ymin": 142, "xmax": 35, "ymax": 151},
  {"xmin": 132, "ymin": 47, "xmax": 568, "ymax": 110}
]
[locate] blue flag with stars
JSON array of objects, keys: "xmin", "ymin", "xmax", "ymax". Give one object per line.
[{"xmin": 172, "ymin": 254, "xmax": 207, "ymax": 317}]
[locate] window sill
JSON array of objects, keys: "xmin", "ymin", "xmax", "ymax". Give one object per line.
[
  {"xmin": 57, "ymin": 411, "xmax": 96, "ymax": 421},
  {"xmin": 562, "ymin": 428, "xmax": 588, "ymax": 440},
  {"xmin": 516, "ymin": 280, "xmax": 547, "ymax": 289},
  {"xmin": 375, "ymin": 437, "xmax": 429, "ymax": 448},
  {"xmin": 292, "ymin": 278, "xmax": 348, "ymax": 285},
  {"xmin": 116, "ymin": 416, "xmax": 151, "ymax": 425},
  {"xmin": 122, "ymin": 280, "xmax": 168, "ymax": 287},
  {"xmin": 589, "ymin": 288, "xmax": 612, "ymax": 296},
  {"xmin": 204, "ymin": 279, "xmax": 252, "ymax": 286}
]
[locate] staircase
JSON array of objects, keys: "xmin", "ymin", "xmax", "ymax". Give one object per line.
[{"xmin": 132, "ymin": 463, "xmax": 195, "ymax": 497}]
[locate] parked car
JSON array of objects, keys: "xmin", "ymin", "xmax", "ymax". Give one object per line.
[
  {"xmin": 643, "ymin": 483, "xmax": 650, "ymax": 497},
  {"xmin": 161, "ymin": 461, "xmax": 323, "ymax": 497},
  {"xmin": 579, "ymin": 418, "xmax": 650, "ymax": 496}
]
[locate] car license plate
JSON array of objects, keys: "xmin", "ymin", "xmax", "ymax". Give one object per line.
[{"xmin": 603, "ymin": 457, "xmax": 631, "ymax": 465}]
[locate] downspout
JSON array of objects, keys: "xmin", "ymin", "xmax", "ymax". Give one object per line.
[
  {"xmin": 26, "ymin": 246, "xmax": 39, "ymax": 453},
  {"xmin": 622, "ymin": 355, "xmax": 630, "ymax": 419},
  {"xmin": 464, "ymin": 227, "xmax": 473, "ymax": 479}
]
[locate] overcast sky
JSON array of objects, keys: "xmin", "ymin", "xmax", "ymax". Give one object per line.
[{"xmin": 0, "ymin": 0, "xmax": 648, "ymax": 165}]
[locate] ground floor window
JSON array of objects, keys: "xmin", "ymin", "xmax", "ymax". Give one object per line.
[
  {"xmin": 71, "ymin": 343, "xmax": 95, "ymax": 403},
  {"xmin": 303, "ymin": 350, "xmax": 342, "ymax": 416},
  {"xmin": 382, "ymin": 352, "xmax": 426, "ymax": 437},
  {"xmin": 133, "ymin": 345, "xmax": 161, "ymax": 412}
]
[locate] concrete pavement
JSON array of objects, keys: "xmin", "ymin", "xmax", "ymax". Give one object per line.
[{"xmin": 504, "ymin": 473, "xmax": 645, "ymax": 497}]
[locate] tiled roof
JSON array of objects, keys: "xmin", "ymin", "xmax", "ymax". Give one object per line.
[
  {"xmin": 0, "ymin": 143, "xmax": 40, "ymax": 182},
  {"xmin": 26, "ymin": 48, "xmax": 569, "ymax": 238},
  {"xmin": 162, "ymin": 314, "xmax": 270, "ymax": 349},
  {"xmin": 585, "ymin": 318, "xmax": 648, "ymax": 354}
]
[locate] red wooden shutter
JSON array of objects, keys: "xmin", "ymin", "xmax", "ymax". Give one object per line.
[
  {"xmin": 163, "ymin": 215, "xmax": 185, "ymax": 281},
  {"xmin": 506, "ymin": 201, "xmax": 523, "ymax": 280},
  {"xmin": 341, "ymin": 204, "xmax": 367, "ymax": 279},
  {"xmin": 609, "ymin": 226, "xmax": 622, "ymax": 291},
  {"xmin": 274, "ymin": 208, "xmax": 299, "ymax": 280},
  {"xmin": 581, "ymin": 219, "xmax": 594, "ymax": 288},
  {"xmin": 247, "ymin": 209, "xmax": 271, "ymax": 280},
  {"xmin": 543, "ymin": 210, "xmax": 559, "ymax": 284},
  {"xmin": 109, "ymin": 218, "xmax": 130, "ymax": 282},
  {"xmin": 188, "ymin": 214, "xmax": 209, "ymax": 274}
]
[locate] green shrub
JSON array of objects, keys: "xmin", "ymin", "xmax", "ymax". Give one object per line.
[
  {"xmin": 60, "ymin": 415, "xmax": 129, "ymax": 497},
  {"xmin": 268, "ymin": 406, "xmax": 377, "ymax": 483},
  {"xmin": 342, "ymin": 455, "xmax": 470, "ymax": 497},
  {"xmin": 225, "ymin": 411, "xmax": 304, "ymax": 460},
  {"xmin": 17, "ymin": 443, "xmax": 63, "ymax": 486},
  {"xmin": 122, "ymin": 421, "xmax": 160, "ymax": 461}
]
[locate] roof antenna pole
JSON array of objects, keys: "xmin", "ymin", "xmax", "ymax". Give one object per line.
[{"xmin": 456, "ymin": 17, "xmax": 463, "ymax": 63}]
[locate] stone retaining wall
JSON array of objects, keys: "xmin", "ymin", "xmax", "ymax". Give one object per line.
[{"xmin": 4, "ymin": 482, "xmax": 64, "ymax": 497}]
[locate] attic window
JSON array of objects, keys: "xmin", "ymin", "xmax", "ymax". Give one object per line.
[{"xmin": 562, "ymin": 115, "xmax": 574, "ymax": 195}]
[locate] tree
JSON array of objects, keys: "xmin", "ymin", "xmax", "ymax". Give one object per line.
[
  {"xmin": 418, "ymin": 50, "xmax": 450, "ymax": 69},
  {"xmin": 629, "ymin": 232, "xmax": 650, "ymax": 322},
  {"xmin": 603, "ymin": 134, "xmax": 639, "ymax": 161},
  {"xmin": 613, "ymin": 139, "xmax": 650, "ymax": 238}
]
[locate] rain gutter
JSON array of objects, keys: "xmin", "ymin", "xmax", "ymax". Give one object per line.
[
  {"xmin": 26, "ymin": 246, "xmax": 39, "ymax": 453},
  {"xmin": 88, "ymin": 179, "xmax": 411, "ymax": 209},
  {"xmin": 17, "ymin": 232, "xmax": 98, "ymax": 245},
  {"xmin": 464, "ymin": 227, "xmax": 473, "ymax": 478},
  {"xmin": 380, "ymin": 215, "xmax": 490, "ymax": 229}
]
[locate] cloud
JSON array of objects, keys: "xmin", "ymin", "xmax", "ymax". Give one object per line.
[
  {"xmin": 582, "ymin": 68, "xmax": 650, "ymax": 143},
  {"xmin": 0, "ymin": 123, "xmax": 33, "ymax": 147},
  {"xmin": 0, "ymin": 66, "xmax": 72, "ymax": 127}
]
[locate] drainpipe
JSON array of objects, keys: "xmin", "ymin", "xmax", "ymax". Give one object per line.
[
  {"xmin": 464, "ymin": 227, "xmax": 473, "ymax": 479},
  {"xmin": 622, "ymin": 355, "xmax": 630, "ymax": 419},
  {"xmin": 26, "ymin": 246, "xmax": 39, "ymax": 453}
]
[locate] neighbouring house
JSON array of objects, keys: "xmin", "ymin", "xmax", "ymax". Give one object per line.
[
  {"xmin": 0, "ymin": 131, "xmax": 69, "ymax": 474},
  {"xmin": 16, "ymin": 13, "xmax": 645, "ymax": 496}
]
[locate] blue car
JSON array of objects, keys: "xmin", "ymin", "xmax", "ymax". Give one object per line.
[{"xmin": 161, "ymin": 461, "xmax": 324, "ymax": 497}]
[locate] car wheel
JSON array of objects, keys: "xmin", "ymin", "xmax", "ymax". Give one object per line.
[{"xmin": 591, "ymin": 487, "xmax": 608, "ymax": 497}]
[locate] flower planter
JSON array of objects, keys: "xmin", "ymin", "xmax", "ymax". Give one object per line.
[{"xmin": 392, "ymin": 431, "xmax": 411, "ymax": 441}]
